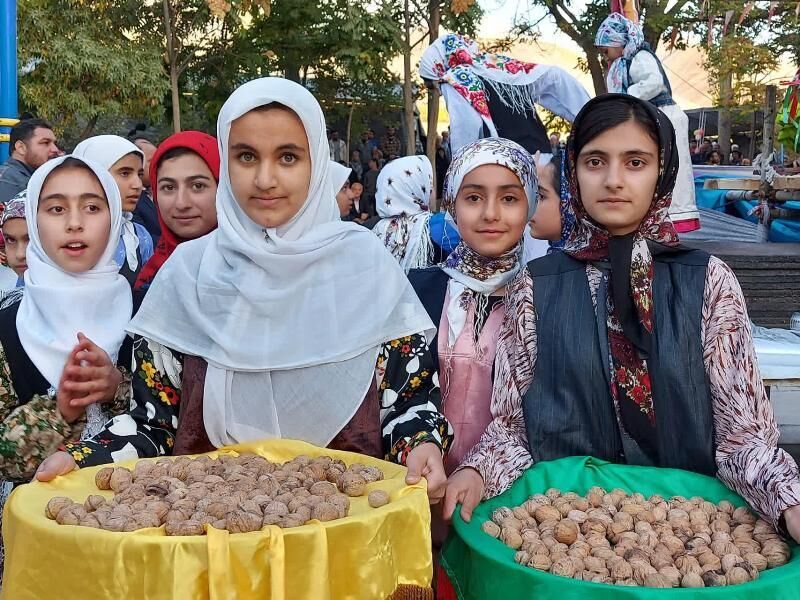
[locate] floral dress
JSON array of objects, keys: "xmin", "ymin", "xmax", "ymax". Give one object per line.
[{"xmin": 67, "ymin": 333, "xmax": 453, "ymax": 468}]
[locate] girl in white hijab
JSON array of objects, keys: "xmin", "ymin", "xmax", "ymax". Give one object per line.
[
  {"xmin": 372, "ymin": 155, "xmax": 441, "ymax": 272},
  {"xmin": 0, "ymin": 155, "xmax": 133, "ymax": 481},
  {"xmin": 73, "ymin": 135, "xmax": 155, "ymax": 284},
  {"xmin": 38, "ymin": 78, "xmax": 452, "ymax": 504}
]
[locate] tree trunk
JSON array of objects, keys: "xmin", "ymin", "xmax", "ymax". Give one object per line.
[
  {"xmin": 346, "ymin": 102, "xmax": 354, "ymax": 158},
  {"xmin": 162, "ymin": 0, "xmax": 181, "ymax": 133},
  {"xmin": 402, "ymin": 0, "xmax": 415, "ymax": 157},
  {"xmin": 426, "ymin": 0, "xmax": 441, "ymax": 210},
  {"xmin": 79, "ymin": 115, "xmax": 99, "ymax": 140},
  {"xmin": 584, "ymin": 46, "xmax": 607, "ymax": 95},
  {"xmin": 718, "ymin": 71, "xmax": 733, "ymax": 164}
]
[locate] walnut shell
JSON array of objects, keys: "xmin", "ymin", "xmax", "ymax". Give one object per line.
[
  {"xmin": 262, "ymin": 501, "xmax": 289, "ymax": 517},
  {"xmin": 551, "ymin": 557, "xmax": 576, "ymax": 578},
  {"xmin": 528, "ymin": 554, "xmax": 551, "ymax": 571},
  {"xmin": 368, "ymin": 490, "xmax": 390, "ymax": 508},
  {"xmin": 78, "ymin": 514, "xmax": 102, "ymax": 529},
  {"xmin": 609, "ymin": 558, "xmax": 633, "ymax": 580},
  {"xmin": 262, "ymin": 513, "xmax": 283, "ymax": 527},
  {"xmin": 95, "ymin": 467, "xmax": 114, "ymax": 490},
  {"xmin": 732, "ymin": 506, "xmax": 756, "ymax": 525},
  {"xmin": 165, "ymin": 519, "xmax": 204, "ymax": 536},
  {"xmin": 681, "ymin": 572, "xmax": 705, "ymax": 588},
  {"xmin": 109, "ymin": 468, "xmax": 133, "ymax": 493},
  {"xmin": 743, "ymin": 552, "xmax": 768, "ymax": 572},
  {"xmin": 46, "ymin": 497, "xmax": 75, "ymax": 520},
  {"xmin": 643, "ymin": 573, "xmax": 671, "ymax": 588},
  {"xmin": 526, "ymin": 504, "xmax": 556, "ymax": 524},
  {"xmin": 311, "ymin": 502, "xmax": 340, "ymax": 522},
  {"xmin": 702, "ymin": 569, "xmax": 728, "ymax": 587},
  {"xmin": 553, "ymin": 520, "xmax": 579, "ymax": 545},
  {"xmin": 226, "ymin": 510, "xmax": 263, "ymax": 533},
  {"xmin": 309, "ymin": 481, "xmax": 337, "ymax": 497}
]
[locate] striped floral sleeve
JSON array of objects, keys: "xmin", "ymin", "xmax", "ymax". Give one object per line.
[
  {"xmin": 459, "ymin": 269, "xmax": 535, "ymax": 497},
  {"xmin": 704, "ymin": 256, "xmax": 800, "ymax": 529}
]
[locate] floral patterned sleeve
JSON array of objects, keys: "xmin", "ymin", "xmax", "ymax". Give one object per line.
[
  {"xmin": 460, "ymin": 269, "xmax": 535, "ymax": 497},
  {"xmin": 703, "ymin": 256, "xmax": 800, "ymax": 530},
  {"xmin": 0, "ymin": 342, "xmax": 85, "ymax": 481},
  {"xmin": 379, "ymin": 333, "xmax": 453, "ymax": 465},
  {"xmin": 65, "ymin": 336, "xmax": 181, "ymax": 467}
]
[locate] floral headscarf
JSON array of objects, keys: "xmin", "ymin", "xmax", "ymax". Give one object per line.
[
  {"xmin": 595, "ymin": 13, "xmax": 647, "ymax": 93},
  {"xmin": 372, "ymin": 155, "xmax": 435, "ymax": 272},
  {"xmin": 546, "ymin": 150, "xmax": 576, "ymax": 253},
  {"xmin": 1, "ymin": 190, "xmax": 26, "ymax": 226},
  {"xmin": 420, "ymin": 34, "xmax": 543, "ymax": 154},
  {"xmin": 563, "ymin": 94, "xmax": 679, "ymax": 441},
  {"xmin": 441, "ymin": 137, "xmax": 538, "ymax": 346}
]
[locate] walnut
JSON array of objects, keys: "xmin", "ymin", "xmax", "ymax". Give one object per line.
[
  {"xmin": 328, "ymin": 494, "xmax": 350, "ymax": 516},
  {"xmin": 311, "ymin": 502, "xmax": 340, "ymax": 522},
  {"xmin": 532, "ymin": 505, "xmax": 561, "ymax": 524},
  {"xmin": 720, "ymin": 553, "xmax": 741, "ymax": 573},
  {"xmin": 107, "ymin": 468, "xmax": 133, "ymax": 493},
  {"xmin": 553, "ymin": 520, "xmax": 578, "ymax": 545},
  {"xmin": 292, "ymin": 505, "xmax": 312, "ymax": 523},
  {"xmin": 280, "ymin": 516, "xmax": 305, "ymax": 528},
  {"xmin": 550, "ymin": 557, "xmax": 576, "ymax": 578},
  {"xmin": 609, "ymin": 558, "xmax": 633, "ymax": 580},
  {"xmin": 368, "ymin": 490, "xmax": 390, "ymax": 508},
  {"xmin": 135, "ymin": 511, "xmax": 162, "ymax": 529},
  {"xmin": 743, "ymin": 552, "xmax": 768, "ymax": 572},
  {"xmin": 262, "ymin": 501, "xmax": 289, "ymax": 517},
  {"xmin": 226, "ymin": 510, "xmax": 262, "ymax": 533},
  {"xmin": 95, "ymin": 467, "xmax": 114, "ymax": 490},
  {"xmin": 643, "ymin": 573, "xmax": 671, "ymax": 588},
  {"xmin": 78, "ymin": 514, "xmax": 102, "ymax": 529},
  {"xmin": 309, "ymin": 481, "xmax": 337, "ymax": 497},
  {"xmin": 103, "ymin": 515, "xmax": 129, "ymax": 532},
  {"xmin": 83, "ymin": 495, "xmax": 106, "ymax": 513},
  {"xmin": 165, "ymin": 520, "xmax": 204, "ymax": 536},
  {"xmin": 514, "ymin": 550, "xmax": 531, "ymax": 565},
  {"xmin": 500, "ymin": 528, "xmax": 523, "ymax": 550},
  {"xmin": 732, "ymin": 507, "xmax": 756, "ymax": 525},
  {"xmin": 528, "ymin": 554, "xmax": 551, "ymax": 571},
  {"xmin": 659, "ymin": 565, "xmax": 681, "ymax": 587},
  {"xmin": 761, "ymin": 540, "xmax": 791, "ymax": 568},
  {"xmin": 46, "ymin": 497, "xmax": 75, "ymax": 520},
  {"xmin": 681, "ymin": 572, "xmax": 705, "ymax": 588},
  {"xmin": 701, "ymin": 569, "xmax": 727, "ymax": 587}
]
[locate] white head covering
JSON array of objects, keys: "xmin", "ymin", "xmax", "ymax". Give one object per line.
[
  {"xmin": 16, "ymin": 155, "xmax": 133, "ymax": 389},
  {"xmin": 128, "ymin": 77, "xmax": 434, "ymax": 448},
  {"xmin": 372, "ymin": 156, "xmax": 435, "ymax": 273},
  {"xmin": 73, "ymin": 135, "xmax": 144, "ymax": 271}
]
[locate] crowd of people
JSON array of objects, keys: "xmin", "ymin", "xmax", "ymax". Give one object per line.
[
  {"xmin": 690, "ymin": 138, "xmax": 751, "ymax": 166},
  {"xmin": 0, "ymin": 11, "xmax": 797, "ymax": 597}
]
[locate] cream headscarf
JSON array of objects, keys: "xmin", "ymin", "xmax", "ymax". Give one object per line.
[
  {"xmin": 129, "ymin": 77, "xmax": 434, "ymax": 448},
  {"xmin": 73, "ymin": 135, "xmax": 144, "ymax": 271},
  {"xmin": 17, "ymin": 156, "xmax": 132, "ymax": 389}
]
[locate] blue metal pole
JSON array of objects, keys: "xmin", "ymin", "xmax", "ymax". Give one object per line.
[{"xmin": 0, "ymin": 0, "xmax": 18, "ymax": 164}]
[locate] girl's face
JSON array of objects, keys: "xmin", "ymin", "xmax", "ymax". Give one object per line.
[
  {"xmin": 576, "ymin": 118, "xmax": 659, "ymax": 236},
  {"xmin": 110, "ymin": 153, "xmax": 144, "ymax": 212},
  {"xmin": 598, "ymin": 46, "xmax": 624, "ymax": 64},
  {"xmin": 2, "ymin": 218, "xmax": 30, "ymax": 277},
  {"xmin": 228, "ymin": 106, "xmax": 312, "ymax": 228},
  {"xmin": 454, "ymin": 164, "xmax": 529, "ymax": 258},
  {"xmin": 156, "ymin": 152, "xmax": 218, "ymax": 240},
  {"xmin": 336, "ymin": 182, "xmax": 354, "ymax": 217},
  {"xmin": 528, "ymin": 162, "xmax": 562, "ymax": 241},
  {"xmin": 37, "ymin": 167, "xmax": 111, "ymax": 273},
  {"xmin": 351, "ymin": 182, "xmax": 363, "ymax": 199}
]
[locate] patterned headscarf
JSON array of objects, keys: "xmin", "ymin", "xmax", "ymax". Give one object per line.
[
  {"xmin": 420, "ymin": 34, "xmax": 545, "ymax": 154},
  {"xmin": 441, "ymin": 137, "xmax": 538, "ymax": 346},
  {"xmin": 564, "ymin": 94, "xmax": 679, "ymax": 438},
  {"xmin": 1, "ymin": 190, "xmax": 26, "ymax": 226},
  {"xmin": 595, "ymin": 13, "xmax": 647, "ymax": 93},
  {"xmin": 372, "ymin": 155, "xmax": 435, "ymax": 272},
  {"xmin": 547, "ymin": 151, "xmax": 576, "ymax": 253}
]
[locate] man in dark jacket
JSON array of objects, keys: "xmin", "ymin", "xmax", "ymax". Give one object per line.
[{"xmin": 0, "ymin": 119, "xmax": 59, "ymax": 203}]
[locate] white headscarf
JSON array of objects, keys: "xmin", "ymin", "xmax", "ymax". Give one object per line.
[
  {"xmin": 372, "ymin": 156, "xmax": 435, "ymax": 273},
  {"xmin": 16, "ymin": 155, "xmax": 133, "ymax": 389},
  {"xmin": 73, "ymin": 135, "xmax": 144, "ymax": 271},
  {"xmin": 128, "ymin": 77, "xmax": 434, "ymax": 449}
]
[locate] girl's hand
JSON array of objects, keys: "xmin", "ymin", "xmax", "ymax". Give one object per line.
[
  {"xmin": 442, "ymin": 467, "xmax": 484, "ymax": 523},
  {"xmin": 35, "ymin": 451, "xmax": 78, "ymax": 482},
  {"xmin": 405, "ymin": 442, "xmax": 447, "ymax": 505},
  {"xmin": 60, "ymin": 332, "xmax": 122, "ymax": 410}
]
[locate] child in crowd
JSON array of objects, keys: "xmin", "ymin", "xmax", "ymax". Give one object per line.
[{"xmin": 0, "ymin": 192, "xmax": 29, "ymax": 309}]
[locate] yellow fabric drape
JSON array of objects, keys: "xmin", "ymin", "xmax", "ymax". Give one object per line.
[{"xmin": 2, "ymin": 440, "xmax": 432, "ymax": 599}]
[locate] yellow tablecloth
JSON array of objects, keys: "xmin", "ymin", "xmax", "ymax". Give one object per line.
[{"xmin": 2, "ymin": 439, "xmax": 432, "ymax": 600}]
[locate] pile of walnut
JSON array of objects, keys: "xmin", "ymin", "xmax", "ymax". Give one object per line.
[
  {"xmin": 482, "ymin": 487, "xmax": 792, "ymax": 588},
  {"xmin": 45, "ymin": 453, "xmax": 391, "ymax": 535}
]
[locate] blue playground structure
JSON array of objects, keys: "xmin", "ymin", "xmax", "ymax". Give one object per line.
[{"xmin": 0, "ymin": 0, "xmax": 18, "ymax": 163}]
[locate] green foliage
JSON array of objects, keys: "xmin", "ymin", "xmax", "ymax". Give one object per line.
[{"xmin": 17, "ymin": 0, "xmax": 168, "ymax": 133}]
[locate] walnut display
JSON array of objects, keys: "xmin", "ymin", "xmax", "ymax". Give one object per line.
[
  {"xmin": 483, "ymin": 487, "xmax": 791, "ymax": 587},
  {"xmin": 46, "ymin": 454, "xmax": 387, "ymax": 535}
]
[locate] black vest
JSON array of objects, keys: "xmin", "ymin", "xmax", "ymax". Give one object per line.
[
  {"xmin": 523, "ymin": 248, "xmax": 716, "ymax": 475},
  {"xmin": 627, "ymin": 48, "xmax": 674, "ymax": 107},
  {"xmin": 408, "ymin": 267, "xmax": 449, "ymax": 368},
  {"xmin": 0, "ymin": 300, "xmax": 134, "ymax": 407},
  {"xmin": 478, "ymin": 76, "xmax": 551, "ymax": 155}
]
